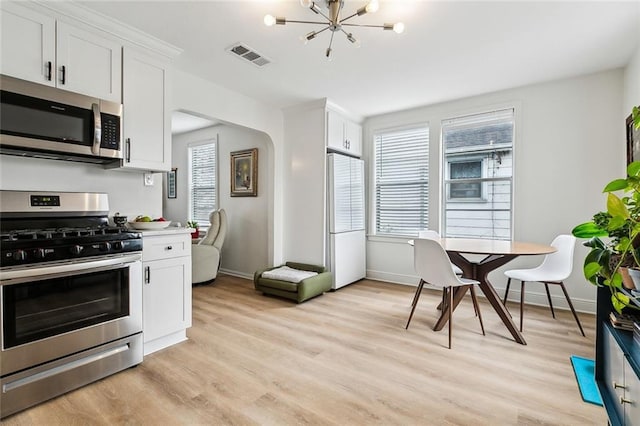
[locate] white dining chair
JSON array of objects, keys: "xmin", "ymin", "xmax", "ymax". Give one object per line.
[
  {"xmin": 410, "ymin": 230, "xmax": 466, "ymax": 311},
  {"xmin": 406, "ymin": 238, "xmax": 485, "ymax": 349},
  {"xmin": 502, "ymin": 234, "xmax": 584, "ymax": 336},
  {"xmin": 418, "ymin": 230, "xmax": 463, "ymax": 275}
]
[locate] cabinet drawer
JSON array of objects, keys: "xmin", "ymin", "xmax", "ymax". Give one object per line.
[{"xmin": 142, "ymin": 234, "xmax": 190, "ymax": 261}]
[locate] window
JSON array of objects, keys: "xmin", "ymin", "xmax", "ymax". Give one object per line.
[
  {"xmin": 189, "ymin": 140, "xmax": 217, "ymax": 227},
  {"xmin": 442, "ymin": 109, "xmax": 514, "ymax": 240},
  {"xmin": 449, "ymin": 159, "xmax": 483, "ymax": 199},
  {"xmin": 374, "ymin": 125, "xmax": 429, "ymax": 236}
]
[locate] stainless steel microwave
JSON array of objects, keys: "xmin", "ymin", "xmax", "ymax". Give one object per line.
[{"xmin": 0, "ymin": 75, "xmax": 122, "ymax": 164}]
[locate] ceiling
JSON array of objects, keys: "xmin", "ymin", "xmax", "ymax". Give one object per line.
[{"xmin": 77, "ymin": 0, "xmax": 640, "ymax": 119}]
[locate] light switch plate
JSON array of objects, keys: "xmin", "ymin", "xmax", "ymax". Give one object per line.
[{"xmin": 144, "ymin": 173, "xmax": 154, "ymax": 186}]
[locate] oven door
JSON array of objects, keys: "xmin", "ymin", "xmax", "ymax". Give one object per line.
[{"xmin": 0, "ymin": 253, "xmax": 142, "ymax": 377}]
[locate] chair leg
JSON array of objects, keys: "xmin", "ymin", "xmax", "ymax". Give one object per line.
[
  {"xmin": 448, "ymin": 286, "xmax": 453, "ymax": 349},
  {"xmin": 469, "ymin": 285, "xmax": 485, "ymax": 336},
  {"xmin": 519, "ymin": 281, "xmax": 526, "ymax": 332},
  {"xmin": 544, "ymin": 282, "xmax": 555, "ymax": 318},
  {"xmin": 410, "ymin": 279, "xmax": 422, "ymax": 308},
  {"xmin": 406, "ymin": 280, "xmax": 425, "ymax": 329},
  {"xmin": 503, "ymin": 278, "xmax": 512, "ymax": 305},
  {"xmin": 558, "ymin": 282, "xmax": 586, "ymax": 337}
]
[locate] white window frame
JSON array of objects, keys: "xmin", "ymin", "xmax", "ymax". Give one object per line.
[{"xmin": 440, "ymin": 107, "xmax": 515, "ymax": 240}]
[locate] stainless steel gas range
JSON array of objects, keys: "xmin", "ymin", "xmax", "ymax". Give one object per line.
[{"xmin": 0, "ymin": 190, "xmax": 143, "ymax": 419}]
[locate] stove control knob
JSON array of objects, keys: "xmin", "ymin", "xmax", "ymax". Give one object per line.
[
  {"xmin": 112, "ymin": 241, "xmax": 124, "ymax": 250},
  {"xmin": 100, "ymin": 242, "xmax": 111, "ymax": 252},
  {"xmin": 70, "ymin": 245, "xmax": 84, "ymax": 255},
  {"xmin": 34, "ymin": 248, "xmax": 46, "ymax": 259},
  {"xmin": 13, "ymin": 250, "xmax": 27, "ymax": 261}
]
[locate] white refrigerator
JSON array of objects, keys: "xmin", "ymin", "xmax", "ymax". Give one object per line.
[{"xmin": 327, "ymin": 153, "xmax": 366, "ymax": 289}]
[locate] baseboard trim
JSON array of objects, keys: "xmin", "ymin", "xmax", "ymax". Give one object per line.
[{"xmin": 219, "ymin": 268, "xmax": 253, "ymax": 280}]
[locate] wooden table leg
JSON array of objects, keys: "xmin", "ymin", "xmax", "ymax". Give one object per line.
[{"xmin": 443, "ymin": 252, "xmax": 527, "ymax": 345}]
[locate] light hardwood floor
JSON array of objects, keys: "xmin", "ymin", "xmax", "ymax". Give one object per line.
[{"xmin": 4, "ymin": 275, "xmax": 606, "ymax": 425}]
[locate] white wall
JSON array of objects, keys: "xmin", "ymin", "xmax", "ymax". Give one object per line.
[
  {"xmin": 171, "ymin": 70, "xmax": 284, "ymax": 266},
  {"xmin": 0, "ymin": 157, "xmax": 162, "ymax": 220},
  {"xmin": 165, "ymin": 124, "xmax": 270, "ymax": 278},
  {"xmin": 363, "ymin": 69, "xmax": 625, "ymax": 314},
  {"xmin": 623, "ymin": 44, "xmax": 640, "ymax": 115}
]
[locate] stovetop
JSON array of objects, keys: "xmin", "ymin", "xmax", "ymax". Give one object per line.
[
  {"xmin": 0, "ymin": 190, "xmax": 143, "ymax": 268},
  {"xmin": 0, "ymin": 224, "xmax": 142, "ymax": 268}
]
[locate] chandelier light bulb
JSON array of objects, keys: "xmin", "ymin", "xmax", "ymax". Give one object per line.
[
  {"xmin": 264, "ymin": 14, "xmax": 276, "ymax": 26},
  {"xmin": 300, "ymin": 0, "xmax": 313, "ymax": 8},
  {"xmin": 393, "ymin": 22, "xmax": 405, "ymax": 34},
  {"xmin": 365, "ymin": 0, "xmax": 379, "ymax": 13},
  {"xmin": 325, "ymin": 47, "xmax": 333, "ymax": 61}
]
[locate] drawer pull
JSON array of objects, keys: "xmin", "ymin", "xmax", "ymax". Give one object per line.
[
  {"xmin": 620, "ymin": 396, "xmax": 633, "ymax": 405},
  {"xmin": 613, "ymin": 381, "xmax": 627, "ymax": 390},
  {"xmin": 166, "ymin": 246, "xmax": 173, "ymax": 250}
]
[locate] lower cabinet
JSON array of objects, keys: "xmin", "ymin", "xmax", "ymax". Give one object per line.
[
  {"xmin": 142, "ymin": 231, "xmax": 192, "ymax": 356},
  {"xmin": 596, "ymin": 286, "xmax": 640, "ymax": 426}
]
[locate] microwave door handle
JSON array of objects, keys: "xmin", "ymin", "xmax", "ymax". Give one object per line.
[{"xmin": 92, "ymin": 103, "xmax": 102, "ymax": 155}]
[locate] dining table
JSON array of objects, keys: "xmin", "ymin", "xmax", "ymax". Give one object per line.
[{"xmin": 410, "ymin": 237, "xmax": 556, "ymax": 345}]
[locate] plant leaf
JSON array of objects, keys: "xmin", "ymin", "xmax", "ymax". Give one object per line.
[
  {"xmin": 611, "ymin": 291, "xmax": 630, "ymax": 314},
  {"xmin": 572, "ymin": 223, "xmax": 608, "ymax": 238},
  {"xmin": 607, "ymin": 193, "xmax": 630, "ymax": 219},
  {"xmin": 604, "ymin": 178, "xmax": 629, "ymax": 192},
  {"xmin": 628, "ymin": 161, "xmax": 640, "ymax": 178},
  {"xmin": 583, "ymin": 262, "xmax": 601, "ymax": 281}
]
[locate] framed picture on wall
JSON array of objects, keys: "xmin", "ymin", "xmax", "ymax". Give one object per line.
[
  {"xmin": 167, "ymin": 168, "xmax": 177, "ymax": 199},
  {"xmin": 230, "ymin": 148, "xmax": 258, "ymax": 197},
  {"xmin": 626, "ymin": 114, "xmax": 640, "ymax": 165}
]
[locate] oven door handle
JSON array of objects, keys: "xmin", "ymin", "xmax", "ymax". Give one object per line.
[{"xmin": 0, "ymin": 253, "xmax": 142, "ymax": 283}]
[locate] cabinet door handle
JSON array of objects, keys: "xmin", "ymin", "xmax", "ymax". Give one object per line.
[
  {"xmin": 613, "ymin": 381, "xmax": 627, "ymax": 390},
  {"xmin": 126, "ymin": 138, "xmax": 131, "ymax": 162},
  {"xmin": 166, "ymin": 246, "xmax": 173, "ymax": 250},
  {"xmin": 60, "ymin": 65, "xmax": 66, "ymax": 85},
  {"xmin": 620, "ymin": 396, "xmax": 633, "ymax": 405},
  {"xmin": 144, "ymin": 266, "xmax": 150, "ymax": 284},
  {"xmin": 46, "ymin": 61, "xmax": 52, "ymax": 81}
]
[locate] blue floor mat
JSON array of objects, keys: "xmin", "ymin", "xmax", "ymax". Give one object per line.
[{"xmin": 570, "ymin": 355, "xmax": 603, "ymax": 406}]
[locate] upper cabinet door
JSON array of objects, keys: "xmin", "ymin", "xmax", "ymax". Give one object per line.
[
  {"xmin": 120, "ymin": 48, "xmax": 171, "ymax": 172},
  {"xmin": 344, "ymin": 120, "xmax": 362, "ymax": 157},
  {"xmin": 0, "ymin": 3, "xmax": 55, "ymax": 87},
  {"xmin": 56, "ymin": 21, "xmax": 122, "ymax": 102},
  {"xmin": 326, "ymin": 109, "xmax": 362, "ymax": 157}
]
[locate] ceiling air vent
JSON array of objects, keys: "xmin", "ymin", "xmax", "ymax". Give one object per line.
[{"xmin": 226, "ymin": 43, "xmax": 271, "ymax": 67}]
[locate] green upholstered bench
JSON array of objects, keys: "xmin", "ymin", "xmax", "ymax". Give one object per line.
[{"xmin": 253, "ymin": 262, "xmax": 332, "ymax": 303}]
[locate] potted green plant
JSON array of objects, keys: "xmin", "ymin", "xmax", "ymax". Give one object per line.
[
  {"xmin": 186, "ymin": 221, "xmax": 199, "ymax": 239},
  {"xmin": 572, "ymin": 106, "xmax": 640, "ymax": 313}
]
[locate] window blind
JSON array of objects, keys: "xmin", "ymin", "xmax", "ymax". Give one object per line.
[
  {"xmin": 189, "ymin": 142, "xmax": 216, "ymax": 226},
  {"xmin": 374, "ymin": 126, "xmax": 429, "ymax": 236}
]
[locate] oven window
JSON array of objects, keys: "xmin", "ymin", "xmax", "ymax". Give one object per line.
[{"xmin": 2, "ymin": 267, "xmax": 130, "ymax": 349}]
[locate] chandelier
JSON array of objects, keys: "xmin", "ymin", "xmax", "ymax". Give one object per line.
[{"xmin": 264, "ymin": 0, "xmax": 405, "ymax": 59}]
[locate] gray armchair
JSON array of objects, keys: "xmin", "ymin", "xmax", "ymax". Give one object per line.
[{"xmin": 192, "ymin": 209, "xmax": 227, "ymax": 284}]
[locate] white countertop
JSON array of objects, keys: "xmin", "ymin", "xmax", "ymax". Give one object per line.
[{"xmin": 133, "ymin": 227, "xmax": 193, "ymax": 237}]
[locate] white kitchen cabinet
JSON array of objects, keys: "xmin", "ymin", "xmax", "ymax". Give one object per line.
[
  {"xmin": 116, "ymin": 48, "xmax": 172, "ymax": 172},
  {"xmin": 327, "ymin": 109, "xmax": 362, "ymax": 157},
  {"xmin": 0, "ymin": 3, "xmax": 55, "ymax": 86},
  {"xmin": 142, "ymin": 231, "xmax": 192, "ymax": 356},
  {"xmin": 0, "ymin": 2, "xmax": 122, "ymax": 102}
]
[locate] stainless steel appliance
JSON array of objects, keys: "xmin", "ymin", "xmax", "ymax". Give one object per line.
[
  {"xmin": 0, "ymin": 190, "xmax": 143, "ymax": 419},
  {"xmin": 0, "ymin": 75, "xmax": 122, "ymax": 164}
]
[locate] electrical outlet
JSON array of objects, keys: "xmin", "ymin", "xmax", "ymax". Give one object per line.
[{"xmin": 144, "ymin": 173, "xmax": 154, "ymax": 186}]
